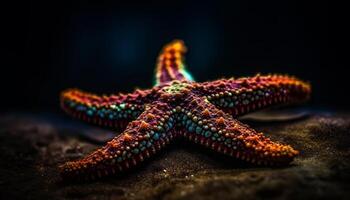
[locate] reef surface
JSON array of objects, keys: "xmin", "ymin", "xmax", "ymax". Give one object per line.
[{"xmin": 0, "ymin": 111, "xmax": 349, "ymax": 200}]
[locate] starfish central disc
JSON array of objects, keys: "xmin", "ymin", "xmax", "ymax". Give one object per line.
[{"xmin": 163, "ymin": 81, "xmax": 191, "ymax": 93}]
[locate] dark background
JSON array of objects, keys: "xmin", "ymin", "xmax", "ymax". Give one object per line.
[{"xmin": 2, "ymin": 0, "xmax": 345, "ymax": 112}]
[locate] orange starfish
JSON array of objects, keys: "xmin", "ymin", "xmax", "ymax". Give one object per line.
[{"xmin": 59, "ymin": 40, "xmax": 311, "ymax": 180}]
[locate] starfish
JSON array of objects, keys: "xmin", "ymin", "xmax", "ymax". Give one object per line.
[{"xmin": 59, "ymin": 40, "xmax": 311, "ymax": 180}]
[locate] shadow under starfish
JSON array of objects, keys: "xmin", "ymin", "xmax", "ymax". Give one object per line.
[{"xmin": 59, "ymin": 40, "xmax": 311, "ymax": 180}]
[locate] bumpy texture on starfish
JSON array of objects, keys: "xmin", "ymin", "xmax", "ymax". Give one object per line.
[{"xmin": 59, "ymin": 40, "xmax": 311, "ymax": 180}]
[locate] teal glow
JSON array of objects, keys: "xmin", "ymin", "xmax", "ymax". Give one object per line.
[{"xmin": 180, "ymin": 67, "xmax": 195, "ymax": 82}]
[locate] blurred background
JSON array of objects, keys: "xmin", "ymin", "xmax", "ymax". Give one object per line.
[{"xmin": 2, "ymin": 0, "xmax": 343, "ymax": 112}]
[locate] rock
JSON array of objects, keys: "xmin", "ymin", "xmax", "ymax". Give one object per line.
[{"xmin": 0, "ymin": 111, "xmax": 349, "ymax": 200}]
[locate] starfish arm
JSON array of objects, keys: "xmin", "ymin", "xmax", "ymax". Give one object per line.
[
  {"xmin": 195, "ymin": 74, "xmax": 311, "ymax": 117},
  {"xmin": 155, "ymin": 40, "xmax": 194, "ymax": 86},
  {"xmin": 59, "ymin": 101, "xmax": 176, "ymax": 180},
  {"xmin": 179, "ymin": 95, "xmax": 299, "ymax": 166},
  {"xmin": 60, "ymin": 88, "xmax": 152, "ymax": 130}
]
